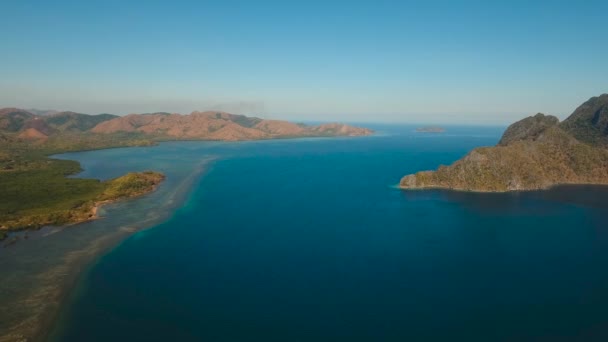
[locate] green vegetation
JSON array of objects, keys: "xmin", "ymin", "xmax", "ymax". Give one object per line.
[
  {"xmin": 0, "ymin": 108, "xmax": 119, "ymax": 134},
  {"xmin": 402, "ymin": 128, "xmax": 608, "ymax": 191},
  {"xmin": 400, "ymin": 94, "xmax": 608, "ymax": 192},
  {"xmin": 0, "ymin": 106, "xmax": 373, "ymax": 240},
  {"xmin": 0, "ymin": 109, "xmax": 34, "ymax": 132},
  {"xmin": 0, "ymin": 132, "xmax": 163, "ymax": 239},
  {"xmin": 99, "ymin": 171, "xmax": 165, "ymax": 201},
  {"xmin": 44, "ymin": 112, "xmax": 118, "ymax": 132},
  {"xmin": 230, "ymin": 115, "xmax": 263, "ymax": 128},
  {"xmin": 560, "ymin": 94, "xmax": 608, "ymax": 146},
  {"xmin": 1, "ymin": 132, "xmax": 155, "ymax": 171}
]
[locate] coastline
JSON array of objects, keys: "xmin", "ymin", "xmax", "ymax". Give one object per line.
[
  {"xmin": 0, "ymin": 172, "xmax": 165, "ymax": 243},
  {"xmin": 88, "ymin": 174, "xmax": 166, "ymax": 220},
  {"xmin": 399, "ymin": 180, "xmax": 608, "ymax": 193},
  {"xmin": 0, "ymin": 154, "xmax": 214, "ymax": 342},
  {"xmin": 0, "ymin": 134, "xmax": 373, "ymax": 341}
]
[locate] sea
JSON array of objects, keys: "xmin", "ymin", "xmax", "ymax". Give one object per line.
[{"xmin": 26, "ymin": 124, "xmax": 608, "ymax": 341}]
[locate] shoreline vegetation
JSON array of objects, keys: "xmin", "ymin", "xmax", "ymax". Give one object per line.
[
  {"xmin": 400, "ymin": 94, "xmax": 608, "ymax": 192},
  {"xmin": 0, "ymin": 134, "xmax": 164, "ymax": 243},
  {"xmin": 0, "ymin": 109, "xmax": 372, "ymax": 240},
  {"xmin": 0, "ymin": 170, "xmax": 165, "ymax": 241},
  {"xmin": 0, "ymin": 134, "xmax": 162, "ymax": 242},
  {"xmin": 1, "ymin": 158, "xmax": 213, "ymax": 342}
]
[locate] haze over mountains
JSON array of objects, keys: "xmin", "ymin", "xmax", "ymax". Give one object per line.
[
  {"xmin": 0, "ymin": 108, "xmax": 372, "ymax": 141},
  {"xmin": 400, "ymin": 94, "xmax": 608, "ymax": 192}
]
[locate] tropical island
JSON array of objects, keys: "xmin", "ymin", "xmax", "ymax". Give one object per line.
[
  {"xmin": 400, "ymin": 94, "xmax": 608, "ymax": 192},
  {"xmin": 0, "ymin": 108, "xmax": 372, "ymax": 239},
  {"xmin": 416, "ymin": 126, "xmax": 446, "ymax": 133}
]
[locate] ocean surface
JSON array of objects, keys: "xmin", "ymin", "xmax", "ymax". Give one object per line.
[{"xmin": 48, "ymin": 125, "xmax": 608, "ymax": 341}]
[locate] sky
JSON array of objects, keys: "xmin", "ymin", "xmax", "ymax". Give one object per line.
[{"xmin": 1, "ymin": 0, "xmax": 607, "ymax": 124}]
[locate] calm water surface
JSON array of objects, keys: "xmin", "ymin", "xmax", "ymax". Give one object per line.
[{"xmin": 51, "ymin": 125, "xmax": 608, "ymax": 341}]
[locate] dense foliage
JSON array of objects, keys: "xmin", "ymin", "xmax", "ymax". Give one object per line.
[{"xmin": 0, "ymin": 132, "xmax": 162, "ymax": 238}]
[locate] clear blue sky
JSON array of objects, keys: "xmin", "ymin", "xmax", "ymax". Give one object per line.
[{"xmin": 1, "ymin": 0, "xmax": 606, "ymax": 124}]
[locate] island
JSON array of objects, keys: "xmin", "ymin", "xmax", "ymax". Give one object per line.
[
  {"xmin": 416, "ymin": 126, "xmax": 446, "ymax": 133},
  {"xmin": 0, "ymin": 109, "xmax": 372, "ymax": 239},
  {"xmin": 400, "ymin": 94, "xmax": 608, "ymax": 192}
]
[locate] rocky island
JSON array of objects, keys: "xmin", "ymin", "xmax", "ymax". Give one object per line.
[{"xmin": 400, "ymin": 94, "xmax": 608, "ymax": 192}]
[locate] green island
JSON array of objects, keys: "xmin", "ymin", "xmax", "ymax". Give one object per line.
[
  {"xmin": 0, "ymin": 108, "xmax": 372, "ymax": 240},
  {"xmin": 400, "ymin": 94, "xmax": 608, "ymax": 192}
]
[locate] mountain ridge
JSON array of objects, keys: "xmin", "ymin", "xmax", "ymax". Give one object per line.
[{"xmin": 0, "ymin": 108, "xmax": 372, "ymax": 141}]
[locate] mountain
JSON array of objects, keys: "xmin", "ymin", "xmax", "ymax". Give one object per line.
[
  {"xmin": 91, "ymin": 111, "xmax": 372, "ymax": 141},
  {"xmin": 498, "ymin": 113, "xmax": 559, "ymax": 146},
  {"xmin": 44, "ymin": 111, "xmax": 118, "ymax": 132},
  {"xmin": 0, "ymin": 108, "xmax": 372, "ymax": 141},
  {"xmin": 400, "ymin": 94, "xmax": 608, "ymax": 192},
  {"xmin": 26, "ymin": 109, "xmax": 60, "ymax": 116},
  {"xmin": 0, "ymin": 108, "xmax": 35, "ymax": 132},
  {"xmin": 0, "ymin": 108, "xmax": 120, "ymax": 140},
  {"xmin": 560, "ymin": 94, "xmax": 608, "ymax": 145}
]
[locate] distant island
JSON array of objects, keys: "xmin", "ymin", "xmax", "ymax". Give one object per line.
[
  {"xmin": 416, "ymin": 126, "xmax": 445, "ymax": 133},
  {"xmin": 0, "ymin": 109, "xmax": 373, "ymax": 239},
  {"xmin": 400, "ymin": 94, "xmax": 608, "ymax": 192}
]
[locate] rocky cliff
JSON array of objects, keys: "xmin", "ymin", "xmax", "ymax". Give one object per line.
[{"xmin": 400, "ymin": 94, "xmax": 608, "ymax": 192}]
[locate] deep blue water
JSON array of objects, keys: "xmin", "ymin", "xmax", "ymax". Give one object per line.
[{"xmin": 52, "ymin": 125, "xmax": 608, "ymax": 341}]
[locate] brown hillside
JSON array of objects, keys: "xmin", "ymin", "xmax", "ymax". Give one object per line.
[
  {"xmin": 18, "ymin": 128, "xmax": 48, "ymax": 140},
  {"xmin": 91, "ymin": 111, "xmax": 372, "ymax": 140}
]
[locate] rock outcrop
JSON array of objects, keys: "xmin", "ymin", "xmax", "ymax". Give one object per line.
[
  {"xmin": 44, "ymin": 112, "xmax": 118, "ymax": 132},
  {"xmin": 498, "ymin": 113, "xmax": 559, "ymax": 146},
  {"xmin": 400, "ymin": 94, "xmax": 608, "ymax": 192},
  {"xmin": 560, "ymin": 94, "xmax": 608, "ymax": 146}
]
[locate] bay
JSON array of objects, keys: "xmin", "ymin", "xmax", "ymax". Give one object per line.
[{"xmin": 49, "ymin": 125, "xmax": 608, "ymax": 341}]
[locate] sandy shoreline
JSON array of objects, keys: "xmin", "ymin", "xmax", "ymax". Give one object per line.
[{"xmin": 0, "ymin": 158, "xmax": 213, "ymax": 342}]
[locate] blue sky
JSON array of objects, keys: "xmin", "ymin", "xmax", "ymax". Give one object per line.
[{"xmin": 1, "ymin": 0, "xmax": 606, "ymax": 124}]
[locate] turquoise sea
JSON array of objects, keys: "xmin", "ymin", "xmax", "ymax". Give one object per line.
[{"xmin": 49, "ymin": 125, "xmax": 608, "ymax": 341}]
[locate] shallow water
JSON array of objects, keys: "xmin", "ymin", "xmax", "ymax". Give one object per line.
[
  {"xmin": 0, "ymin": 141, "xmax": 217, "ymax": 340},
  {"xmin": 5, "ymin": 125, "xmax": 608, "ymax": 341}
]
